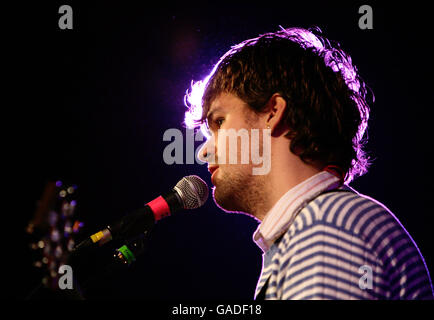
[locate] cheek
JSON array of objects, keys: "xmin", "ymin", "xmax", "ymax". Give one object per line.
[
  {"xmin": 218, "ymin": 164, "xmax": 250, "ymax": 181},
  {"xmin": 215, "ymin": 139, "xmax": 246, "ymax": 165}
]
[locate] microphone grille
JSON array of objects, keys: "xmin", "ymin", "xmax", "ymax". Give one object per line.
[{"xmin": 174, "ymin": 175, "xmax": 209, "ymax": 209}]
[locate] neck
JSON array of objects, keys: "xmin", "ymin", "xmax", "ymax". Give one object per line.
[{"xmin": 253, "ymin": 141, "xmax": 322, "ymax": 221}]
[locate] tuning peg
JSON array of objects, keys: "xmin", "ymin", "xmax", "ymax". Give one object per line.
[
  {"xmin": 62, "ymin": 201, "xmax": 76, "ymax": 217},
  {"xmin": 50, "ymin": 270, "xmax": 57, "ymax": 279},
  {"xmin": 67, "ymin": 238, "xmax": 75, "ymax": 252},
  {"xmin": 50, "ymin": 229, "xmax": 60, "ymax": 242},
  {"xmin": 26, "ymin": 223, "xmax": 35, "ymax": 234},
  {"xmin": 64, "ymin": 220, "xmax": 72, "ymax": 234},
  {"xmin": 67, "ymin": 185, "xmax": 77, "ymax": 194},
  {"xmin": 55, "ymin": 245, "xmax": 63, "ymax": 258},
  {"xmin": 30, "ymin": 240, "xmax": 45, "ymax": 250}
]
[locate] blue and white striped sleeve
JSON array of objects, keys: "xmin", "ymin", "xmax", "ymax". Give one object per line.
[{"xmin": 274, "ymin": 192, "xmax": 434, "ymax": 300}]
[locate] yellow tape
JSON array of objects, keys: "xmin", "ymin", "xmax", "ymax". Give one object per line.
[{"xmin": 90, "ymin": 231, "xmax": 104, "ymax": 243}]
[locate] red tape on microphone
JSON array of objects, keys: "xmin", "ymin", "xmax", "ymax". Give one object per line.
[{"xmin": 147, "ymin": 196, "xmax": 171, "ymax": 221}]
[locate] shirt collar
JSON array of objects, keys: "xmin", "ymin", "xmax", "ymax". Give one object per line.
[{"xmin": 253, "ymin": 170, "xmax": 342, "ymax": 252}]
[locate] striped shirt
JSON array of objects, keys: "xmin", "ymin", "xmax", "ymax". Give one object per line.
[{"xmin": 253, "ymin": 171, "xmax": 434, "ymax": 300}]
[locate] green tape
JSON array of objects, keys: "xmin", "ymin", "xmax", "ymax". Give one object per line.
[{"xmin": 117, "ymin": 245, "xmax": 136, "ymax": 265}]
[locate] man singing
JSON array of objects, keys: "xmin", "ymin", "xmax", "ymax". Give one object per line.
[{"xmin": 184, "ymin": 27, "xmax": 433, "ymax": 299}]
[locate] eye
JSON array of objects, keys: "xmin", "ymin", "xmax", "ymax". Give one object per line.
[{"xmin": 215, "ymin": 118, "xmax": 224, "ymax": 128}]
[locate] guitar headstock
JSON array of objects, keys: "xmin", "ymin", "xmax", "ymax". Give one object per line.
[{"xmin": 26, "ymin": 180, "xmax": 83, "ymax": 290}]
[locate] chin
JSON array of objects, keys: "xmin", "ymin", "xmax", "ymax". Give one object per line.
[
  {"xmin": 212, "ymin": 186, "xmax": 249, "ymax": 215},
  {"xmin": 210, "ymin": 165, "xmax": 258, "ymax": 214},
  {"xmin": 212, "ymin": 186, "xmax": 236, "ymax": 212}
]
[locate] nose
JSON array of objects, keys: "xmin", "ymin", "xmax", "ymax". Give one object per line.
[{"xmin": 197, "ymin": 138, "xmax": 216, "ymax": 164}]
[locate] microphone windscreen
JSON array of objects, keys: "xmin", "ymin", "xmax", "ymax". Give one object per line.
[{"xmin": 174, "ymin": 175, "xmax": 209, "ymax": 209}]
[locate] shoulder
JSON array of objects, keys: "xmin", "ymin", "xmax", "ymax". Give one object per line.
[
  {"xmin": 277, "ymin": 190, "xmax": 388, "ymax": 258},
  {"xmin": 288, "ymin": 188, "xmax": 419, "ymax": 261},
  {"xmin": 276, "ymin": 189, "xmax": 434, "ymax": 299},
  {"xmin": 295, "ymin": 189, "xmax": 399, "ymax": 237}
]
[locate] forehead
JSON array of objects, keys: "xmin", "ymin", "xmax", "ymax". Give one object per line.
[{"xmin": 207, "ymin": 93, "xmax": 248, "ymax": 116}]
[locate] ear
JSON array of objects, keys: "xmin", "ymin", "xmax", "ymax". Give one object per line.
[{"xmin": 264, "ymin": 93, "xmax": 287, "ymax": 136}]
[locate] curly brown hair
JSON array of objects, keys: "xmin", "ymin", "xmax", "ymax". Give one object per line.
[{"xmin": 185, "ymin": 27, "xmax": 372, "ymax": 183}]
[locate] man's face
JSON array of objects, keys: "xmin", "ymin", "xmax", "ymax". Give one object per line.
[{"xmin": 199, "ymin": 93, "xmax": 267, "ymax": 215}]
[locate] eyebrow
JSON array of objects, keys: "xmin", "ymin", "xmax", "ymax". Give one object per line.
[{"xmin": 206, "ymin": 106, "xmax": 225, "ymax": 123}]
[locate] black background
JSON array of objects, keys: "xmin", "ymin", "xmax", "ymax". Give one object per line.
[{"xmin": 8, "ymin": 1, "xmax": 433, "ymax": 300}]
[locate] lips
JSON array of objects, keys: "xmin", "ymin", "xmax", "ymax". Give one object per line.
[
  {"xmin": 208, "ymin": 166, "xmax": 219, "ymax": 184},
  {"xmin": 208, "ymin": 166, "xmax": 219, "ymax": 175}
]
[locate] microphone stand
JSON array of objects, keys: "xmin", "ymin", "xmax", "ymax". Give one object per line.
[
  {"xmin": 25, "ymin": 231, "xmax": 152, "ymax": 300},
  {"xmin": 68, "ymin": 231, "xmax": 152, "ymax": 299}
]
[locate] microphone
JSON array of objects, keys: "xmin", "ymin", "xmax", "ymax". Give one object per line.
[{"xmin": 73, "ymin": 175, "xmax": 209, "ymax": 253}]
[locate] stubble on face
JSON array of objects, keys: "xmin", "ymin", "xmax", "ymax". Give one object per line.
[
  {"xmin": 212, "ymin": 165, "xmax": 268, "ymax": 218},
  {"xmin": 210, "ymin": 101, "xmax": 270, "ymax": 218}
]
